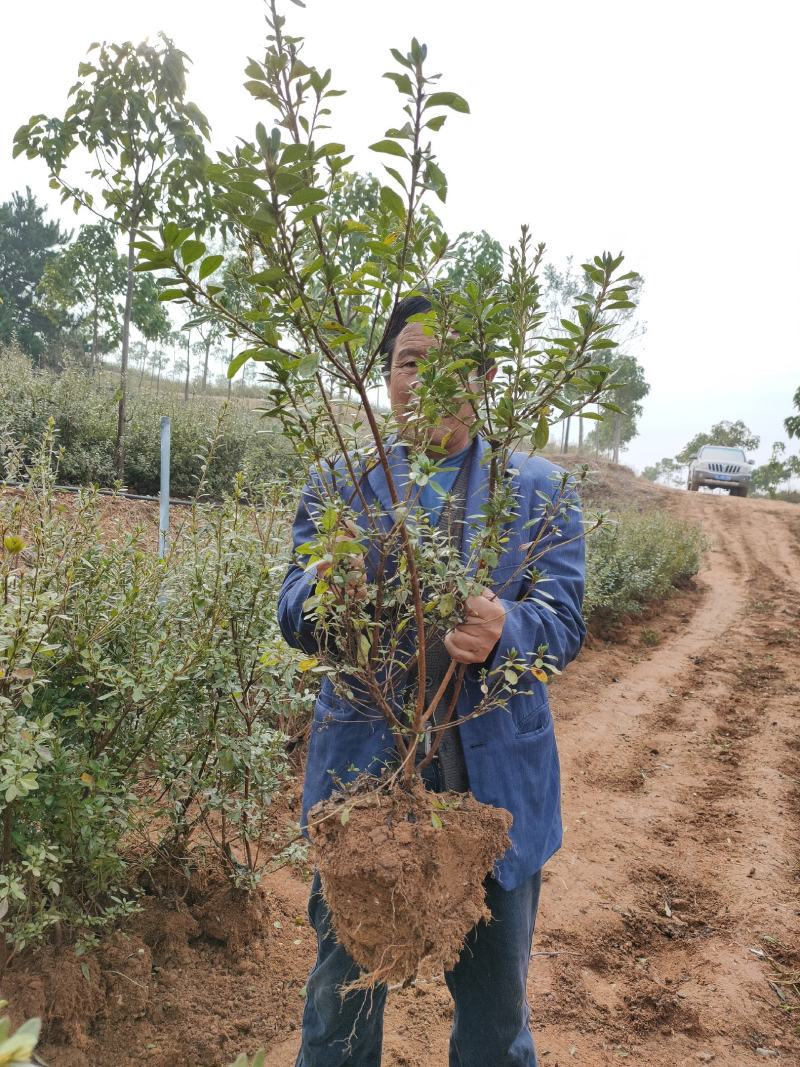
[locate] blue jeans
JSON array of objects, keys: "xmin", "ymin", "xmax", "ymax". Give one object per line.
[{"xmin": 295, "ymin": 761, "xmax": 542, "ymax": 1067}]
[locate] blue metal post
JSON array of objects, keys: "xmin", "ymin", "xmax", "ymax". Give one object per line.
[{"xmin": 159, "ymin": 416, "xmax": 171, "ymax": 558}]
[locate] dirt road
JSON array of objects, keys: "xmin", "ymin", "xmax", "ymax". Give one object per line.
[{"xmin": 266, "ymin": 489, "xmax": 800, "ymax": 1066}]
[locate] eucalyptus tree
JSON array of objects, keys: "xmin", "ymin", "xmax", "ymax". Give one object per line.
[
  {"xmin": 584, "ymin": 352, "xmax": 650, "ymax": 461},
  {"xmin": 545, "ymin": 261, "xmax": 646, "ymax": 454},
  {"xmin": 36, "ymin": 222, "xmax": 127, "ymax": 368},
  {"xmin": 750, "ymin": 441, "xmax": 800, "ymax": 497},
  {"xmin": 132, "ymin": 271, "xmax": 172, "ymax": 387},
  {"xmin": 785, "ymin": 386, "xmax": 800, "ymax": 440},
  {"xmin": 676, "ymin": 420, "xmax": 760, "ymax": 464},
  {"xmin": 14, "ymin": 35, "xmax": 213, "ymax": 473},
  {"xmin": 443, "ymin": 229, "xmax": 504, "ymax": 289}
]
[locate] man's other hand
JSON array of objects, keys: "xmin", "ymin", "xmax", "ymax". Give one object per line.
[
  {"xmin": 316, "ymin": 551, "xmax": 367, "ymax": 602},
  {"xmin": 444, "ymin": 589, "xmax": 505, "ymax": 664}
]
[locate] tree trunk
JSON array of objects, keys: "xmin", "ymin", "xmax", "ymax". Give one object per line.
[
  {"xmin": 202, "ymin": 335, "xmax": 212, "ymax": 392},
  {"xmin": 596, "ymin": 403, "xmax": 601, "ymax": 457},
  {"xmin": 115, "ymin": 232, "xmax": 137, "ymax": 479},
  {"xmin": 138, "ymin": 342, "xmax": 148, "ymax": 389},
  {"xmin": 184, "ymin": 331, "xmax": 191, "ymax": 402},
  {"xmin": 227, "ymin": 336, "xmax": 234, "ymax": 398},
  {"xmin": 578, "ymin": 416, "xmax": 584, "ymax": 450},
  {"xmin": 156, "ymin": 357, "xmax": 162, "ymax": 396},
  {"xmin": 612, "ymin": 415, "xmax": 621, "ymax": 464},
  {"xmin": 563, "ymin": 416, "xmax": 571, "ymax": 453},
  {"xmin": 91, "ymin": 275, "xmax": 99, "ymax": 372}
]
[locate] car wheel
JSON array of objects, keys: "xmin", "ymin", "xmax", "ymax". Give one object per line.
[
  {"xmin": 688, "ymin": 480, "xmax": 699, "ymax": 492},
  {"xmin": 737, "ymin": 485, "xmax": 748, "ymax": 498}
]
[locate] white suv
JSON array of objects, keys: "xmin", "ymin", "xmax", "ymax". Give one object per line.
[{"xmin": 688, "ymin": 445, "xmax": 752, "ymax": 497}]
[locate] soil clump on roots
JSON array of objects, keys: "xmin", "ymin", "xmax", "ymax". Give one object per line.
[{"xmin": 308, "ymin": 776, "xmax": 512, "ymax": 987}]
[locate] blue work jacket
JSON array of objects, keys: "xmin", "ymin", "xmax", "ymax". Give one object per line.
[{"xmin": 278, "ymin": 436, "xmax": 586, "ymax": 889}]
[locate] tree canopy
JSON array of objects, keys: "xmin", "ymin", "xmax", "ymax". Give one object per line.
[
  {"xmin": 14, "ymin": 34, "xmax": 214, "ymax": 472},
  {"xmin": 0, "ymin": 188, "xmax": 70, "ymax": 361},
  {"xmin": 36, "ymin": 222, "xmax": 126, "ymax": 365},
  {"xmin": 785, "ymin": 386, "xmax": 800, "ymax": 440},
  {"xmin": 675, "ymin": 420, "xmax": 760, "ymax": 464},
  {"xmin": 585, "ymin": 352, "xmax": 650, "ymax": 460}
]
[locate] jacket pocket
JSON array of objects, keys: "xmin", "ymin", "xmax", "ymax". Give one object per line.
[{"xmin": 513, "ymin": 699, "xmax": 551, "ymax": 737}]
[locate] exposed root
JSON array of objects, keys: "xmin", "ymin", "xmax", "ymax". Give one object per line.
[{"xmin": 308, "ymin": 775, "xmax": 512, "ymax": 988}]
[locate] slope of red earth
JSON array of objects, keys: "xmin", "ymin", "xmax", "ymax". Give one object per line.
[{"xmin": 5, "ymin": 479, "xmax": 800, "ymax": 1067}]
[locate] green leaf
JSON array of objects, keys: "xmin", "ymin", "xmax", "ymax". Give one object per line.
[
  {"xmin": 379, "ymin": 185, "xmax": 406, "ymax": 218},
  {"xmin": 383, "ymin": 71, "xmax": 413, "ymax": 94},
  {"xmin": 241, "ymin": 207, "xmax": 278, "ymax": 233},
  {"xmin": 256, "ymin": 122, "xmax": 271, "ymax": 156},
  {"xmin": 281, "ymin": 143, "xmax": 309, "ymax": 164},
  {"xmin": 295, "ymin": 204, "xmax": 326, "ymax": 223},
  {"xmin": 249, "ymin": 266, "xmax": 286, "ymax": 285},
  {"xmin": 425, "ymin": 114, "xmax": 448, "ymax": 132},
  {"xmin": 425, "ymin": 160, "xmax": 447, "ymax": 203},
  {"xmin": 287, "ymin": 187, "xmax": 327, "ymax": 207},
  {"xmin": 245, "ymin": 81, "xmax": 275, "ymax": 101},
  {"xmin": 198, "ymin": 254, "xmax": 224, "ymax": 281},
  {"xmin": 245, "ymin": 58, "xmax": 267, "ymax": 81},
  {"xmin": 297, "ymin": 353, "xmax": 319, "ymax": 377},
  {"xmin": 534, "ymin": 416, "xmax": 549, "ymax": 449},
  {"xmin": 382, "ymin": 165, "xmax": 407, "ymax": 191},
  {"xmin": 431, "ymin": 812, "xmax": 443, "ymax": 829},
  {"xmin": 181, "ymin": 240, "xmax": 205, "ymax": 266},
  {"xmin": 424, "ymin": 91, "xmax": 470, "ymax": 113},
  {"xmin": 316, "ymin": 142, "xmax": 345, "ymax": 157},
  {"xmin": 369, "ymin": 139, "xmax": 407, "ymax": 158},
  {"xmin": 158, "ymin": 289, "xmax": 187, "ymax": 302},
  {"xmin": 227, "ymin": 350, "xmax": 251, "ymax": 379},
  {"xmin": 390, "ymin": 47, "xmax": 413, "ymax": 69}
]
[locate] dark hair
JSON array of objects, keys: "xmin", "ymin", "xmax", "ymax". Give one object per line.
[{"xmin": 380, "ymin": 295, "xmax": 432, "ymax": 374}]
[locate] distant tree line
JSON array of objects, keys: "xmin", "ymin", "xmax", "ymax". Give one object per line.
[
  {"xmin": 0, "ymin": 190, "xmax": 172, "ymax": 369},
  {"xmin": 9, "ymin": 33, "xmax": 652, "ymax": 474}
]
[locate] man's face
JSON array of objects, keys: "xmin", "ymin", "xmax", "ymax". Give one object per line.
[{"xmin": 386, "ymin": 322, "xmax": 477, "ymax": 454}]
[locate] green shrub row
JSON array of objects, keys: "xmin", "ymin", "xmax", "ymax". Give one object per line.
[
  {"xmin": 583, "ymin": 508, "xmax": 705, "ymax": 622},
  {"xmin": 0, "ymin": 346, "xmax": 300, "ymax": 498},
  {"xmin": 0, "ymin": 431, "xmax": 316, "ymax": 962}
]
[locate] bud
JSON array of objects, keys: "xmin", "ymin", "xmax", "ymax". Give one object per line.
[{"xmin": 3, "ymin": 533, "xmax": 25, "ymax": 554}]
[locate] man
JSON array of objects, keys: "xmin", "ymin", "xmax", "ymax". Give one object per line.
[{"xmin": 278, "ymin": 296, "xmax": 587, "ymax": 1067}]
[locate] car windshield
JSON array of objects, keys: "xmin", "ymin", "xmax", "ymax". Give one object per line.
[{"xmin": 700, "ymin": 447, "xmax": 746, "ymax": 462}]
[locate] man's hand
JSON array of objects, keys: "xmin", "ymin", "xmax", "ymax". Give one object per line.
[
  {"xmin": 316, "ymin": 537, "xmax": 368, "ymax": 603},
  {"xmin": 444, "ymin": 589, "xmax": 505, "ymax": 664}
]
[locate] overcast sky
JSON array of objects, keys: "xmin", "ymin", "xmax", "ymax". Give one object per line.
[{"xmin": 2, "ymin": 0, "xmax": 798, "ymax": 473}]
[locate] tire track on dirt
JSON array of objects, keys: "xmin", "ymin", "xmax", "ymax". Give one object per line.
[{"xmin": 531, "ymin": 493, "xmax": 800, "ymax": 1066}]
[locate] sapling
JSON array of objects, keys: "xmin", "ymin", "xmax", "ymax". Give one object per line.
[{"xmin": 140, "ymin": 0, "xmax": 637, "ymax": 983}]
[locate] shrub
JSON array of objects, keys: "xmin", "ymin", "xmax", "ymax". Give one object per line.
[
  {"xmin": 0, "ymin": 1001, "xmax": 40, "ymax": 1066},
  {"xmin": 0, "ymin": 345, "xmax": 300, "ymax": 497},
  {"xmin": 583, "ymin": 509, "xmax": 705, "ymax": 622},
  {"xmin": 0, "ymin": 428, "xmax": 314, "ymax": 964}
]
